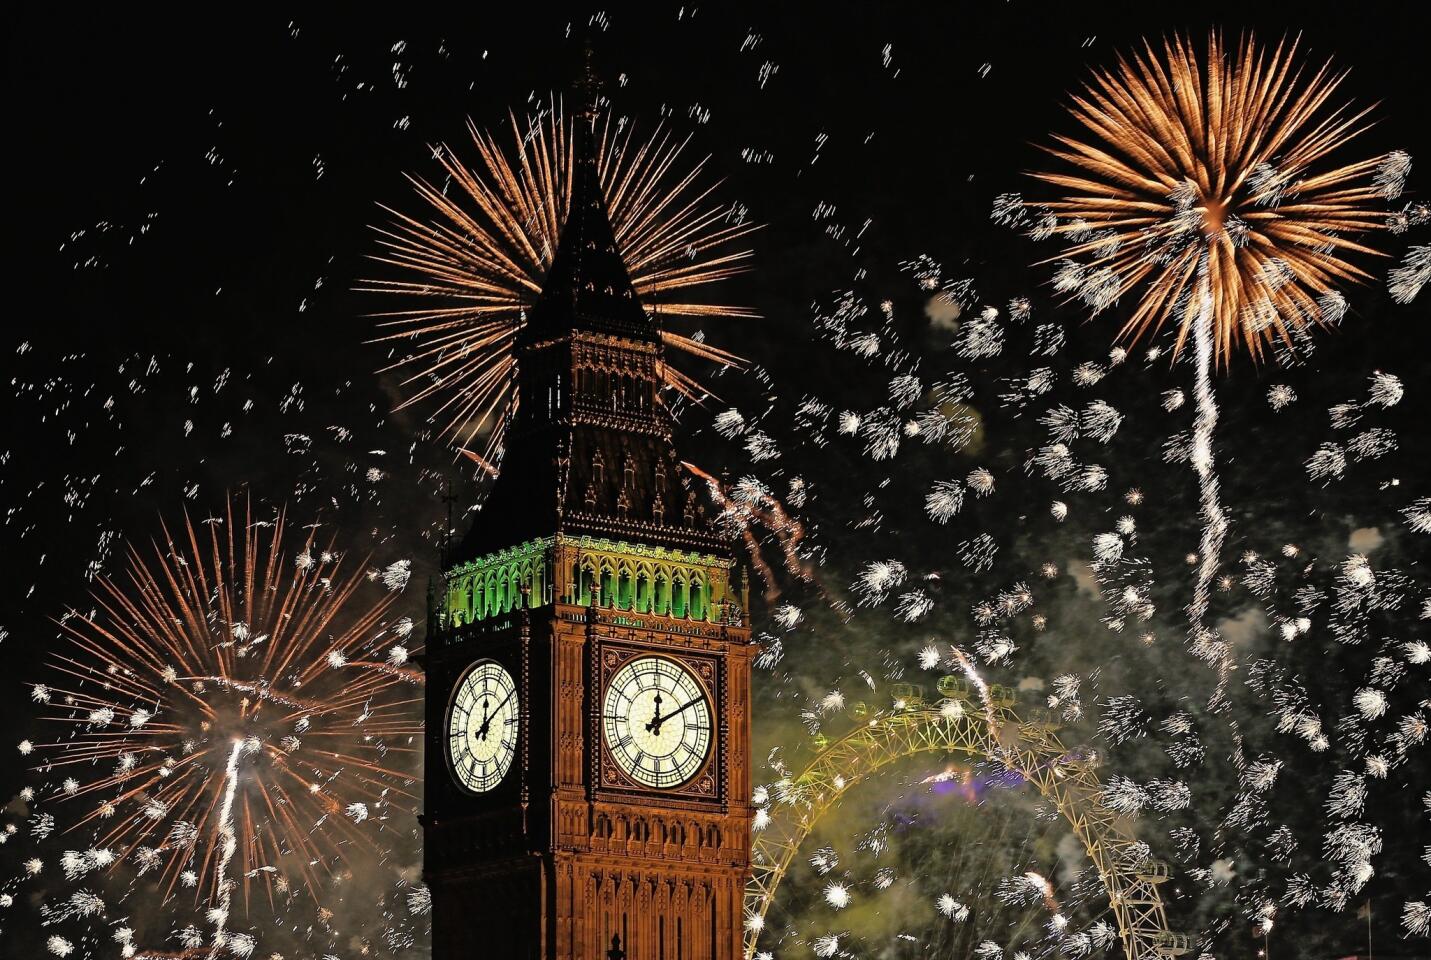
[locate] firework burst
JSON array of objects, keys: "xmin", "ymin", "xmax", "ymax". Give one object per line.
[
  {"xmin": 364, "ymin": 99, "xmax": 759, "ymax": 461},
  {"xmin": 28, "ymin": 498, "xmax": 422, "ymax": 919},
  {"xmin": 1029, "ymin": 32, "xmax": 1396, "ymax": 702},
  {"xmin": 1031, "ymin": 31, "xmax": 1388, "ymax": 365}
]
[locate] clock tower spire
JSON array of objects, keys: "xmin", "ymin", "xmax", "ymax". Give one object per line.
[{"xmin": 423, "ymin": 103, "xmax": 754, "ymax": 960}]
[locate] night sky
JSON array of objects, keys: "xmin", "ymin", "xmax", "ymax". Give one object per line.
[{"xmin": 4, "ymin": 5, "xmax": 1429, "ymax": 958}]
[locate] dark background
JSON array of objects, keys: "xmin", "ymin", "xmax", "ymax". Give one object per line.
[{"xmin": 3, "ymin": 4, "xmax": 1427, "ymax": 957}]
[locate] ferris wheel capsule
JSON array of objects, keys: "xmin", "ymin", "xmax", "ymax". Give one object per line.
[
  {"xmin": 936, "ymin": 675, "xmax": 972, "ymax": 699},
  {"xmin": 890, "ymin": 682, "xmax": 925, "ymax": 709},
  {"xmin": 985, "ymin": 683, "xmax": 1017, "ymax": 709},
  {"xmin": 1152, "ymin": 932, "xmax": 1192, "ymax": 956}
]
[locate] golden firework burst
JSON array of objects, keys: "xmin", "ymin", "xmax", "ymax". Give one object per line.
[
  {"xmin": 32, "ymin": 498, "xmax": 422, "ymax": 914},
  {"xmin": 1031, "ymin": 31, "xmax": 1390, "ymax": 365},
  {"xmin": 363, "ymin": 100, "xmax": 759, "ymax": 462}
]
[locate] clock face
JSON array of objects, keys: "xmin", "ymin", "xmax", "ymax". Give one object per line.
[
  {"xmin": 602, "ymin": 655, "xmax": 713, "ymax": 789},
  {"xmin": 447, "ymin": 660, "xmax": 519, "ymax": 794}
]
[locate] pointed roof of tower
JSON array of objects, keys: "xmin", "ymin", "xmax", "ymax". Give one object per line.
[
  {"xmin": 518, "ymin": 116, "xmax": 657, "ymax": 345},
  {"xmin": 447, "ymin": 97, "xmax": 728, "ymax": 565}
]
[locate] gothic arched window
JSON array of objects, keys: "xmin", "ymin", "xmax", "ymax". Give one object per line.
[
  {"xmin": 616, "ymin": 561, "xmax": 634, "ymax": 610},
  {"xmin": 689, "ymin": 575, "xmax": 706, "ymax": 622},
  {"xmin": 634, "ymin": 564, "xmax": 653, "ymax": 613},
  {"xmin": 600, "ymin": 560, "xmax": 617, "ymax": 608},
  {"xmin": 578, "ymin": 559, "xmax": 596, "ymax": 606},
  {"xmin": 491, "ymin": 569, "xmax": 505, "ymax": 617},
  {"xmin": 671, "ymin": 572, "xmax": 689, "ymax": 619}
]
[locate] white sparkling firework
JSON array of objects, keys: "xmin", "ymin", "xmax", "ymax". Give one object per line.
[{"xmin": 1389, "ymin": 245, "xmax": 1430, "ymax": 303}]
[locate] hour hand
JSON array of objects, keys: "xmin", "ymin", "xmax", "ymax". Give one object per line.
[
  {"xmin": 644, "ymin": 692, "xmax": 664, "ymax": 734},
  {"xmin": 476, "ymin": 699, "xmax": 491, "ymax": 740}
]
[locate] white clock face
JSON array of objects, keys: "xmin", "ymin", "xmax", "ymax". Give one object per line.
[
  {"xmin": 602, "ymin": 655, "xmax": 713, "ymax": 789},
  {"xmin": 447, "ymin": 660, "xmax": 519, "ymax": 794}
]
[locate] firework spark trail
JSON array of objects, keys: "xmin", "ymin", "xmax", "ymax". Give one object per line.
[
  {"xmin": 1023, "ymin": 871, "xmax": 1062, "ymax": 916},
  {"xmin": 683, "ymin": 461, "xmax": 814, "ymax": 600},
  {"xmin": 206, "ymin": 738, "xmax": 244, "ymax": 960},
  {"xmin": 1187, "ymin": 272, "xmax": 1233, "ymax": 705},
  {"xmin": 948, "ymin": 646, "xmax": 1006, "ymax": 754}
]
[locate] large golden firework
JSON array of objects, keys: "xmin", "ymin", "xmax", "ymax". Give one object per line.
[
  {"xmin": 31, "ymin": 499, "xmax": 422, "ymax": 915},
  {"xmin": 364, "ymin": 101, "xmax": 759, "ymax": 463},
  {"xmin": 1031, "ymin": 31, "xmax": 1389, "ymax": 365}
]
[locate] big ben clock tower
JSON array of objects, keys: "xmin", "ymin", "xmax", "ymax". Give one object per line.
[{"xmin": 422, "ymin": 108, "xmax": 755, "ymax": 960}]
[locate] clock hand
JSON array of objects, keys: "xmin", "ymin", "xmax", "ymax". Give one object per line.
[
  {"xmin": 485, "ymin": 688, "xmax": 516, "ymax": 727},
  {"xmin": 644, "ymin": 691, "xmax": 664, "ymax": 735},
  {"xmin": 476, "ymin": 698, "xmax": 491, "ymax": 741},
  {"xmin": 651, "ymin": 697, "xmax": 704, "ymax": 727},
  {"xmin": 474, "ymin": 686, "xmax": 516, "ymax": 742}
]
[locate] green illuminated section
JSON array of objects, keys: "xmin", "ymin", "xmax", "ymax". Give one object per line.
[
  {"xmin": 443, "ymin": 535, "xmax": 740, "ymax": 629},
  {"xmin": 562, "ymin": 537, "xmax": 732, "ymax": 622},
  {"xmin": 445, "ymin": 538, "xmax": 554, "ymax": 629}
]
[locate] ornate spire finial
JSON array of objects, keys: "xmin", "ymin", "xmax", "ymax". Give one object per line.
[{"xmin": 578, "ymin": 42, "xmax": 602, "ymax": 120}]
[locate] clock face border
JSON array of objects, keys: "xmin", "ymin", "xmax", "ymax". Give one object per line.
[
  {"xmin": 594, "ymin": 644, "xmax": 722, "ymax": 803},
  {"xmin": 446, "ymin": 658, "xmax": 520, "ymax": 796}
]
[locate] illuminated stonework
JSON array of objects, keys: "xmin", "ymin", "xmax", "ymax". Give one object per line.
[
  {"xmin": 443, "ymin": 538, "xmax": 553, "ymax": 628},
  {"xmin": 442, "ymin": 534, "xmax": 744, "ymax": 629}
]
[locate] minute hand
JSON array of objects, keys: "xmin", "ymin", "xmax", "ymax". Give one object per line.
[
  {"xmin": 651, "ymin": 697, "xmax": 704, "ymax": 727},
  {"xmin": 489, "ymin": 687, "xmax": 516, "ymax": 718},
  {"xmin": 477, "ymin": 688, "xmax": 517, "ymax": 740}
]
